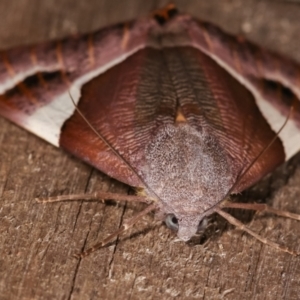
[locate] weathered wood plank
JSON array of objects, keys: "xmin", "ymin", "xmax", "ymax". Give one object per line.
[{"xmin": 0, "ymin": 1, "xmax": 300, "ymax": 299}]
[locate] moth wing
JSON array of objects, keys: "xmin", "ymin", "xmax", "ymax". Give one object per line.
[
  {"xmin": 0, "ymin": 17, "xmax": 158, "ymax": 147},
  {"xmin": 26, "ymin": 15, "xmax": 300, "ymax": 191},
  {"xmin": 59, "ymin": 41, "xmax": 285, "ymax": 193},
  {"xmin": 59, "ymin": 47, "xmax": 178, "ymax": 187},
  {"xmin": 176, "ymin": 16, "xmax": 300, "ymax": 192},
  {"xmin": 1, "ymin": 12, "xmax": 300, "ymax": 193},
  {"xmin": 185, "ymin": 17, "xmax": 300, "ymax": 160}
]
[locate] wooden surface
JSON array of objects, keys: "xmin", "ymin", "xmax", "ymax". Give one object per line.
[{"xmin": 0, "ymin": 0, "xmax": 300, "ymax": 299}]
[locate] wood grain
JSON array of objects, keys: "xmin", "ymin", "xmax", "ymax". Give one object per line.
[{"xmin": 0, "ymin": 0, "xmax": 300, "ymax": 299}]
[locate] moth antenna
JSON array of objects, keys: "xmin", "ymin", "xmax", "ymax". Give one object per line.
[
  {"xmin": 74, "ymin": 203, "xmax": 157, "ymax": 258},
  {"xmin": 67, "ymin": 91, "xmax": 162, "ymax": 202},
  {"xmin": 221, "ymin": 202, "xmax": 300, "ymax": 221},
  {"xmin": 36, "ymin": 191, "xmax": 151, "ymax": 204},
  {"xmin": 226, "ymin": 100, "xmax": 295, "ymax": 196},
  {"xmin": 214, "ymin": 102, "xmax": 298, "ymax": 255},
  {"xmin": 214, "ymin": 207, "xmax": 299, "ymax": 256},
  {"xmin": 68, "ymin": 91, "xmax": 136, "ymax": 177}
]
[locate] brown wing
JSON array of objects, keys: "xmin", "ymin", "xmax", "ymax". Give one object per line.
[
  {"xmin": 0, "ymin": 17, "xmax": 159, "ymax": 146},
  {"xmin": 0, "ymin": 11, "xmax": 299, "ymax": 194},
  {"xmin": 182, "ymin": 16, "xmax": 300, "ymax": 157},
  {"xmin": 60, "ymin": 14, "xmax": 300, "ymax": 192},
  {"xmin": 60, "ymin": 42, "xmax": 285, "ymax": 192},
  {"xmin": 60, "ymin": 47, "xmax": 177, "ymax": 187}
]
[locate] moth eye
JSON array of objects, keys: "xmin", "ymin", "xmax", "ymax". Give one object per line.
[
  {"xmin": 165, "ymin": 214, "xmax": 179, "ymax": 232},
  {"xmin": 197, "ymin": 217, "xmax": 208, "ymax": 233}
]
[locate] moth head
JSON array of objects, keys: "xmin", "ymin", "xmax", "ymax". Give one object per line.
[{"xmin": 164, "ymin": 213, "xmax": 207, "ymax": 241}]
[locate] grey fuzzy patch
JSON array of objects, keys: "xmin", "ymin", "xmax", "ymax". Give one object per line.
[{"xmin": 141, "ymin": 123, "xmax": 236, "ymax": 240}]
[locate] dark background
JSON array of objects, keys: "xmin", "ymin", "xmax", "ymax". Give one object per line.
[{"xmin": 0, "ymin": 0, "xmax": 300, "ymax": 299}]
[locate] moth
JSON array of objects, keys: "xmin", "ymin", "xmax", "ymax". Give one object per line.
[{"xmin": 0, "ymin": 4, "xmax": 300, "ymax": 257}]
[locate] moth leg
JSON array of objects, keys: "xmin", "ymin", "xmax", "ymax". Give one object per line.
[
  {"xmin": 214, "ymin": 207, "xmax": 299, "ymax": 256},
  {"xmin": 35, "ymin": 192, "xmax": 151, "ymax": 204},
  {"xmin": 74, "ymin": 203, "xmax": 157, "ymax": 258},
  {"xmin": 221, "ymin": 202, "xmax": 300, "ymax": 221}
]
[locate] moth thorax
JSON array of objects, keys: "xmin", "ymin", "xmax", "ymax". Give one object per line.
[{"xmin": 143, "ymin": 123, "xmax": 235, "ymax": 240}]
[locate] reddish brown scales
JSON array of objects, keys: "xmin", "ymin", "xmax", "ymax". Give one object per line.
[{"xmin": 60, "ymin": 45, "xmax": 285, "ymax": 193}]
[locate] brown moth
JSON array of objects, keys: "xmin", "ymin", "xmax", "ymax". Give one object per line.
[{"xmin": 0, "ymin": 4, "xmax": 300, "ymax": 257}]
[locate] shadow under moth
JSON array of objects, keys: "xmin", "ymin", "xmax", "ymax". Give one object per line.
[{"xmin": 0, "ymin": 4, "xmax": 300, "ymax": 257}]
